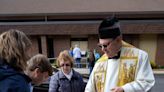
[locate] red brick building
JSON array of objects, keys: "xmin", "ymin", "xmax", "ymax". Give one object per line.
[{"xmin": 0, "ymin": 0, "xmax": 164, "ymax": 66}]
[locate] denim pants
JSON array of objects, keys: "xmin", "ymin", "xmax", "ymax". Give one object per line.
[{"xmin": 75, "ymin": 58, "xmax": 81, "ymax": 68}]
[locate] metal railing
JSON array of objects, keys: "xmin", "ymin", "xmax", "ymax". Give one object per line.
[{"xmin": 48, "ymin": 57, "xmax": 89, "ymax": 68}]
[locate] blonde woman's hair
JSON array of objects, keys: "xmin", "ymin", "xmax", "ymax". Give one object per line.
[
  {"xmin": 27, "ymin": 54, "xmax": 53, "ymax": 76},
  {"xmin": 0, "ymin": 29, "xmax": 32, "ymax": 71},
  {"xmin": 57, "ymin": 50, "xmax": 74, "ymax": 68}
]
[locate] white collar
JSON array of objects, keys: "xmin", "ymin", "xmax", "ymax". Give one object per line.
[{"xmin": 62, "ymin": 69, "xmax": 73, "ymax": 80}]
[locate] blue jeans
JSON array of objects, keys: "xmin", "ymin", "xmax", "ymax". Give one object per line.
[
  {"xmin": 89, "ymin": 66, "xmax": 93, "ymax": 75},
  {"xmin": 75, "ymin": 58, "xmax": 81, "ymax": 68}
]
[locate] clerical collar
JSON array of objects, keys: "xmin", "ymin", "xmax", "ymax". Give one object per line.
[{"xmin": 108, "ymin": 51, "xmax": 121, "ymax": 59}]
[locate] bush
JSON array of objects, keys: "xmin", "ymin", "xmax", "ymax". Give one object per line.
[
  {"xmin": 150, "ymin": 61, "xmax": 158, "ymax": 69},
  {"xmin": 157, "ymin": 65, "xmax": 164, "ymax": 69}
]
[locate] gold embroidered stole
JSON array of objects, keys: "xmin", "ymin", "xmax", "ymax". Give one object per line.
[
  {"xmin": 94, "ymin": 54, "xmax": 108, "ymax": 92},
  {"xmin": 94, "ymin": 41, "xmax": 138, "ymax": 92},
  {"xmin": 117, "ymin": 41, "xmax": 138, "ymax": 86}
]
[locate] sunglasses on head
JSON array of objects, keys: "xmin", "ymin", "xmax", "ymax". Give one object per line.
[{"xmin": 60, "ymin": 63, "xmax": 71, "ymax": 67}]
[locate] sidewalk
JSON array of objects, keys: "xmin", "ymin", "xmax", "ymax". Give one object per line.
[
  {"xmin": 153, "ymin": 69, "xmax": 164, "ymax": 74},
  {"xmin": 74, "ymin": 68, "xmax": 90, "ymax": 75},
  {"xmin": 74, "ymin": 68, "xmax": 164, "ymax": 75}
]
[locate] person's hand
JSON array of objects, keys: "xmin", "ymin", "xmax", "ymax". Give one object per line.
[{"xmin": 111, "ymin": 87, "xmax": 124, "ymax": 92}]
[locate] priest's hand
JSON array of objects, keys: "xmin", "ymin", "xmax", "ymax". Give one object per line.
[{"xmin": 111, "ymin": 87, "xmax": 124, "ymax": 92}]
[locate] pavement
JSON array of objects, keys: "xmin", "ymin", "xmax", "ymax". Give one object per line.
[
  {"xmin": 74, "ymin": 68, "xmax": 164, "ymax": 75},
  {"xmin": 153, "ymin": 69, "xmax": 164, "ymax": 74},
  {"xmin": 74, "ymin": 68, "xmax": 90, "ymax": 75},
  {"xmin": 151, "ymin": 74, "xmax": 164, "ymax": 92}
]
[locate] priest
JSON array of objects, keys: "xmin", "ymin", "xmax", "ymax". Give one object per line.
[{"xmin": 85, "ymin": 16, "xmax": 155, "ymax": 92}]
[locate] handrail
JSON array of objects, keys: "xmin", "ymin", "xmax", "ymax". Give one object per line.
[{"xmin": 48, "ymin": 57, "xmax": 89, "ymax": 68}]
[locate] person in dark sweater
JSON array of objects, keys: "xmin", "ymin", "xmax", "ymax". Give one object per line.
[{"xmin": 0, "ymin": 29, "xmax": 32, "ymax": 92}]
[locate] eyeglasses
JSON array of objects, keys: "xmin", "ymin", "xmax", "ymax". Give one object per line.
[
  {"xmin": 98, "ymin": 39, "xmax": 114, "ymax": 49},
  {"xmin": 60, "ymin": 63, "xmax": 71, "ymax": 67}
]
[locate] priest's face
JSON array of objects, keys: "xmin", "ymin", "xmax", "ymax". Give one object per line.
[{"xmin": 98, "ymin": 36, "xmax": 122, "ymax": 58}]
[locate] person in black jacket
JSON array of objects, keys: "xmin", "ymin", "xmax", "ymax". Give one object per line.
[{"xmin": 0, "ymin": 29, "xmax": 32, "ymax": 92}]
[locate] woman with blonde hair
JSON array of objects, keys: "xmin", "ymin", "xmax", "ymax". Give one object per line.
[
  {"xmin": 0, "ymin": 29, "xmax": 32, "ymax": 92},
  {"xmin": 49, "ymin": 50, "xmax": 85, "ymax": 92}
]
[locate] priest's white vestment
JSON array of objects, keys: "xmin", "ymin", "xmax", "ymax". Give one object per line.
[{"xmin": 85, "ymin": 41, "xmax": 155, "ymax": 92}]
